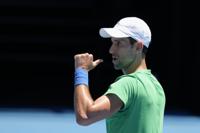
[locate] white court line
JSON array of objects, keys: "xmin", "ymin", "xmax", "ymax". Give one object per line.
[{"xmin": 0, "ymin": 109, "xmax": 200, "ymax": 133}]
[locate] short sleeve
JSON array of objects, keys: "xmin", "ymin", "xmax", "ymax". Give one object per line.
[{"xmin": 105, "ymin": 76, "xmax": 136, "ymax": 110}]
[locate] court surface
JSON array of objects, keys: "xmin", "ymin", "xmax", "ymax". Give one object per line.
[{"xmin": 0, "ymin": 108, "xmax": 200, "ymax": 133}]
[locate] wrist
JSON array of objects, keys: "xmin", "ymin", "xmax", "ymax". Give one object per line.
[{"xmin": 74, "ymin": 67, "xmax": 89, "ymax": 87}]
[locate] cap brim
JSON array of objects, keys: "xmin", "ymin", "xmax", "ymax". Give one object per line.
[{"xmin": 99, "ymin": 28, "xmax": 129, "ymax": 38}]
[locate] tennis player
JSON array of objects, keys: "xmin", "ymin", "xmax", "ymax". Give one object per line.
[{"xmin": 74, "ymin": 17, "xmax": 166, "ymax": 133}]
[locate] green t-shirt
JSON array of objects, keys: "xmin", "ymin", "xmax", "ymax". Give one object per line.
[{"xmin": 105, "ymin": 69, "xmax": 165, "ymax": 133}]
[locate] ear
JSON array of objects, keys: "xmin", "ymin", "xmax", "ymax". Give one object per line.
[{"xmin": 135, "ymin": 41, "xmax": 144, "ymax": 51}]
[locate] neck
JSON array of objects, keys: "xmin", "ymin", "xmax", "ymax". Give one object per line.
[{"xmin": 122, "ymin": 58, "xmax": 147, "ymax": 74}]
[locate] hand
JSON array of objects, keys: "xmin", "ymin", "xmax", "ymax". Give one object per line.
[{"xmin": 74, "ymin": 53, "xmax": 103, "ymax": 71}]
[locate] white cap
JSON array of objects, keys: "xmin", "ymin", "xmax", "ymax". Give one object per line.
[{"xmin": 99, "ymin": 17, "xmax": 151, "ymax": 48}]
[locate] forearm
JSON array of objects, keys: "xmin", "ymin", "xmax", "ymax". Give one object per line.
[{"xmin": 74, "ymin": 84, "xmax": 94, "ymax": 124}]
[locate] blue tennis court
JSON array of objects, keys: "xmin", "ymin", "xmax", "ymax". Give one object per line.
[{"xmin": 0, "ymin": 108, "xmax": 200, "ymax": 133}]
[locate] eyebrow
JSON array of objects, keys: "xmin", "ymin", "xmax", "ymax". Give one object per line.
[{"xmin": 112, "ymin": 38, "xmax": 126, "ymax": 42}]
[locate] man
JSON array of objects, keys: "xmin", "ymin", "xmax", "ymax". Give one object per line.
[{"xmin": 74, "ymin": 17, "xmax": 166, "ymax": 133}]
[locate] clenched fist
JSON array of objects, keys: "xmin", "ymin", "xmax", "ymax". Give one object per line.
[{"xmin": 74, "ymin": 53, "xmax": 103, "ymax": 71}]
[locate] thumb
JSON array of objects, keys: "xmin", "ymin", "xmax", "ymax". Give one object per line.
[{"xmin": 93, "ymin": 59, "xmax": 103, "ymax": 67}]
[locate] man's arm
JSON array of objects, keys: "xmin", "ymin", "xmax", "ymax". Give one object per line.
[{"xmin": 74, "ymin": 53, "xmax": 123, "ymax": 126}]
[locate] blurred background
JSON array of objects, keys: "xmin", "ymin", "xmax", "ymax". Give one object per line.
[{"xmin": 0, "ymin": 0, "xmax": 199, "ymax": 132}]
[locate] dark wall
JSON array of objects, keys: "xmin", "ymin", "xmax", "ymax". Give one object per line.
[{"xmin": 0, "ymin": 0, "xmax": 199, "ymax": 114}]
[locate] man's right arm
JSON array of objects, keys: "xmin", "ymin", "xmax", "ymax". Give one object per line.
[
  {"xmin": 74, "ymin": 53, "xmax": 123, "ymax": 125},
  {"xmin": 74, "ymin": 83, "xmax": 123, "ymax": 126}
]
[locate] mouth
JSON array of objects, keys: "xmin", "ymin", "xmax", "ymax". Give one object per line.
[{"xmin": 112, "ymin": 56, "xmax": 118, "ymax": 63}]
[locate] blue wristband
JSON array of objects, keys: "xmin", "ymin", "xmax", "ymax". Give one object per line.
[{"xmin": 74, "ymin": 67, "xmax": 89, "ymax": 86}]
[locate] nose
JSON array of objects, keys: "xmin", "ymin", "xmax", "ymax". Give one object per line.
[{"xmin": 109, "ymin": 44, "xmax": 115, "ymax": 54}]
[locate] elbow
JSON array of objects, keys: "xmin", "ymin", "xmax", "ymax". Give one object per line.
[
  {"xmin": 76, "ymin": 118, "xmax": 91, "ymax": 126},
  {"xmin": 75, "ymin": 104, "xmax": 97, "ymax": 126},
  {"xmin": 75, "ymin": 112, "xmax": 92, "ymax": 126}
]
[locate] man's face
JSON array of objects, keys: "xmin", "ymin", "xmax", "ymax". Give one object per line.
[{"xmin": 109, "ymin": 37, "xmax": 137, "ymax": 70}]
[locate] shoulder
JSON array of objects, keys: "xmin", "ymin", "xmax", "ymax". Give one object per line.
[
  {"xmin": 112, "ymin": 74, "xmax": 137, "ymax": 86},
  {"xmin": 108, "ymin": 75, "xmax": 138, "ymax": 93},
  {"xmin": 115, "ymin": 74, "xmax": 137, "ymax": 83}
]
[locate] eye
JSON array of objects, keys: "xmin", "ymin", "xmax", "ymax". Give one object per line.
[
  {"xmin": 115, "ymin": 41, "xmax": 120, "ymax": 46},
  {"xmin": 112, "ymin": 39, "xmax": 124, "ymax": 47},
  {"xmin": 112, "ymin": 41, "xmax": 118, "ymax": 46}
]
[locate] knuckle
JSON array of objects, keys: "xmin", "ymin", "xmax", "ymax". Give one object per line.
[
  {"xmin": 74, "ymin": 54, "xmax": 78, "ymax": 59},
  {"xmin": 89, "ymin": 54, "xmax": 93, "ymax": 59},
  {"xmin": 74, "ymin": 54, "xmax": 81, "ymax": 59},
  {"xmin": 83, "ymin": 53, "xmax": 89, "ymax": 58},
  {"xmin": 85, "ymin": 53, "xmax": 89, "ymax": 55}
]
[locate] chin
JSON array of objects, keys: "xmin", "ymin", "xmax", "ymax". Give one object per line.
[{"xmin": 113, "ymin": 65, "xmax": 121, "ymax": 70}]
